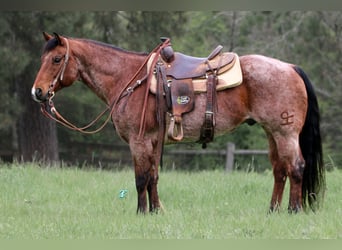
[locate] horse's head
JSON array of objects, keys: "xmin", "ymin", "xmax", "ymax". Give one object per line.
[{"xmin": 31, "ymin": 32, "xmax": 78, "ymax": 103}]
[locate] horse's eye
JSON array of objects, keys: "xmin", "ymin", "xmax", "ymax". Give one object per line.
[{"xmin": 52, "ymin": 56, "xmax": 63, "ymax": 64}]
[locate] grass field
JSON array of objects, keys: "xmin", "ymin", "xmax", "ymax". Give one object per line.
[{"xmin": 0, "ymin": 162, "xmax": 341, "ymax": 239}]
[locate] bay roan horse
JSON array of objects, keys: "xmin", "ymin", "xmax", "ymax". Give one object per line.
[{"xmin": 31, "ymin": 32, "xmax": 325, "ymax": 213}]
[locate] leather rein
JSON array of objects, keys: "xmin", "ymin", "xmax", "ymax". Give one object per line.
[{"xmin": 41, "ymin": 37, "xmax": 171, "ymax": 136}]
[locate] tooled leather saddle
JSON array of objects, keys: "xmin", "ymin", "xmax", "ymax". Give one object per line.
[{"xmin": 152, "ymin": 38, "xmax": 242, "ymax": 148}]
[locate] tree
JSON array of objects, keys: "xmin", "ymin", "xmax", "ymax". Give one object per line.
[
  {"xmin": 0, "ymin": 15, "xmax": 25, "ymax": 158},
  {"xmin": 3, "ymin": 12, "xmax": 58, "ymax": 163},
  {"xmin": 121, "ymin": 11, "xmax": 188, "ymax": 51},
  {"xmin": 1, "ymin": 12, "xmax": 95, "ymax": 163}
]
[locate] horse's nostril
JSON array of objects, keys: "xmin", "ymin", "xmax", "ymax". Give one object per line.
[
  {"xmin": 31, "ymin": 87, "xmax": 45, "ymax": 102},
  {"xmin": 35, "ymin": 88, "xmax": 42, "ymax": 98}
]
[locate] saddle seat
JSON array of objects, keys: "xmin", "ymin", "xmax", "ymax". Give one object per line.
[
  {"xmin": 162, "ymin": 46, "xmax": 236, "ymax": 80},
  {"xmin": 149, "ymin": 50, "xmax": 242, "ymax": 94}
]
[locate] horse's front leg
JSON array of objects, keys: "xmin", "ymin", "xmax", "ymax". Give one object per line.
[
  {"xmin": 134, "ymin": 166, "xmax": 149, "ymax": 213},
  {"xmin": 130, "ymin": 138, "xmax": 160, "ymax": 213},
  {"xmin": 147, "ymin": 163, "xmax": 160, "ymax": 213}
]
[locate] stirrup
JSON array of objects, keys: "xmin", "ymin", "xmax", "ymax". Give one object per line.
[{"xmin": 167, "ymin": 115, "xmax": 183, "ymax": 141}]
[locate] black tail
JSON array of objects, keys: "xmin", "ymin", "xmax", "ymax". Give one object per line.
[{"xmin": 294, "ymin": 66, "xmax": 325, "ymax": 211}]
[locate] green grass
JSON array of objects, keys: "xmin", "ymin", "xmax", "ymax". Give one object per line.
[{"xmin": 0, "ymin": 163, "xmax": 341, "ymax": 239}]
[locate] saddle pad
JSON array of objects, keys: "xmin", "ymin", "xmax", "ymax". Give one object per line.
[{"xmin": 148, "ymin": 52, "xmax": 243, "ymax": 94}]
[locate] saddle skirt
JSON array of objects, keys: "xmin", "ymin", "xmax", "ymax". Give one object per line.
[{"xmin": 149, "ymin": 52, "xmax": 243, "ymax": 94}]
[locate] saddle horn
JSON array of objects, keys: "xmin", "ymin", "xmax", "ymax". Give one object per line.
[{"xmin": 160, "ymin": 37, "xmax": 174, "ymax": 63}]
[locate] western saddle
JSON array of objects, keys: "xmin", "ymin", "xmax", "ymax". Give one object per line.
[{"xmin": 152, "ymin": 38, "xmax": 242, "ymax": 148}]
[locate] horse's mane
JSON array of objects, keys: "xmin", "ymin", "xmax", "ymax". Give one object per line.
[
  {"xmin": 82, "ymin": 39, "xmax": 149, "ymax": 56},
  {"xmin": 43, "ymin": 36, "xmax": 149, "ymax": 56}
]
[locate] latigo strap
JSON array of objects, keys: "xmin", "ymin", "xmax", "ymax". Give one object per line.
[{"xmin": 199, "ymin": 73, "xmax": 217, "ymax": 148}]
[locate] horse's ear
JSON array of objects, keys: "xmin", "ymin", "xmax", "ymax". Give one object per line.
[
  {"xmin": 43, "ymin": 31, "xmax": 53, "ymax": 41},
  {"xmin": 53, "ymin": 32, "xmax": 64, "ymax": 46}
]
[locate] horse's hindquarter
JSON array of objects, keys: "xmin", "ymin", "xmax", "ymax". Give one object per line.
[{"xmin": 239, "ymin": 55, "xmax": 308, "ymax": 134}]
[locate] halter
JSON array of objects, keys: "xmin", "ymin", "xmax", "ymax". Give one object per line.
[{"xmin": 48, "ymin": 37, "xmax": 70, "ymax": 97}]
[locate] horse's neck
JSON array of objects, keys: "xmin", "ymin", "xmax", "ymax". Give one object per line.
[{"xmin": 72, "ymin": 39, "xmax": 147, "ymax": 105}]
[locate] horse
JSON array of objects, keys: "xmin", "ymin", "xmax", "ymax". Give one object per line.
[{"xmin": 31, "ymin": 32, "xmax": 325, "ymax": 214}]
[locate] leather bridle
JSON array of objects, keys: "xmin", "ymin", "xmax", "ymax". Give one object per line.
[
  {"xmin": 40, "ymin": 37, "xmax": 171, "ymax": 136},
  {"xmin": 47, "ymin": 37, "xmax": 70, "ymax": 99}
]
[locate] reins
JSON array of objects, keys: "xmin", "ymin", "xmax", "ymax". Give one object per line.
[
  {"xmin": 40, "ymin": 98, "xmax": 113, "ymax": 134},
  {"xmin": 41, "ymin": 37, "xmax": 171, "ymax": 136}
]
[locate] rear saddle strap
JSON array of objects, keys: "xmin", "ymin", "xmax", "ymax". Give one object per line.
[{"xmin": 199, "ymin": 73, "xmax": 217, "ymax": 148}]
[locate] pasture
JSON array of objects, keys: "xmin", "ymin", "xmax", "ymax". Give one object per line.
[{"xmin": 0, "ymin": 163, "xmax": 341, "ymax": 239}]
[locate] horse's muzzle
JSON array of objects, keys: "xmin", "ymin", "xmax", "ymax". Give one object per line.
[{"xmin": 31, "ymin": 87, "xmax": 47, "ymax": 103}]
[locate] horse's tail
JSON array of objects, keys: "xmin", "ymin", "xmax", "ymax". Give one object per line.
[{"xmin": 293, "ymin": 66, "xmax": 325, "ymax": 211}]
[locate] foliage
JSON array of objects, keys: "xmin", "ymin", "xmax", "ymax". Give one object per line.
[
  {"xmin": 0, "ymin": 163, "xmax": 341, "ymax": 239},
  {"xmin": 0, "ymin": 11, "xmax": 342, "ymax": 169}
]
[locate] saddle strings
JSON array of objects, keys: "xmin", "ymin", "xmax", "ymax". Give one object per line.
[{"xmin": 138, "ymin": 38, "xmax": 171, "ymax": 139}]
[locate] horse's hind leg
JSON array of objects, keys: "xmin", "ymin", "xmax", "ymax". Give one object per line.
[
  {"xmin": 282, "ymin": 139, "xmax": 305, "ymax": 213},
  {"xmin": 268, "ymin": 133, "xmax": 305, "ymax": 213},
  {"xmin": 288, "ymin": 154, "xmax": 305, "ymax": 213},
  {"xmin": 268, "ymin": 134, "xmax": 287, "ymax": 212}
]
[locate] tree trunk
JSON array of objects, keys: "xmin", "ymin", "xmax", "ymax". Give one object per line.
[
  {"xmin": 16, "ymin": 74, "xmax": 59, "ymax": 164},
  {"xmin": 2, "ymin": 12, "xmax": 60, "ymax": 164}
]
